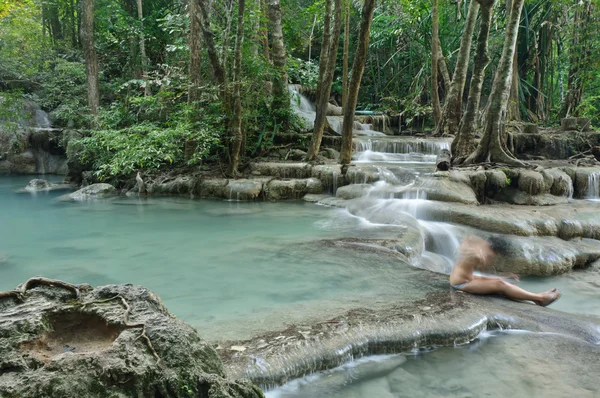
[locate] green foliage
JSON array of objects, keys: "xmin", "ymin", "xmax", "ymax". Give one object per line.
[
  {"xmin": 288, "ymin": 57, "xmax": 319, "ymax": 88},
  {"xmin": 0, "ymin": 91, "xmax": 29, "ymax": 154},
  {"xmin": 75, "ymin": 117, "xmax": 220, "ymax": 180}
]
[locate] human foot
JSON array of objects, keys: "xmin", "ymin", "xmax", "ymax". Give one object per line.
[{"xmin": 535, "ymin": 289, "xmax": 561, "ymax": 307}]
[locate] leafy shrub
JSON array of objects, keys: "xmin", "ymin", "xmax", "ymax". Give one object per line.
[{"xmin": 74, "ymin": 120, "xmax": 220, "ymax": 180}]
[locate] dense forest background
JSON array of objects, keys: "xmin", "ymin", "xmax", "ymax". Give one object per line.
[{"xmin": 0, "ymin": 0, "xmax": 598, "ymax": 179}]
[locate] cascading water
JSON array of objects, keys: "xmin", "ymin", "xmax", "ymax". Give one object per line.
[
  {"xmin": 288, "ymin": 85, "xmax": 387, "ymax": 135},
  {"xmin": 353, "ymin": 137, "xmax": 451, "ymax": 164},
  {"xmin": 586, "ymin": 172, "xmax": 600, "ymax": 200}
]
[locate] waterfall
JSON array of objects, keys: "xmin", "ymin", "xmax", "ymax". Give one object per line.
[
  {"xmin": 288, "ymin": 85, "xmax": 316, "ymax": 130},
  {"xmin": 586, "ymin": 172, "xmax": 600, "ymax": 200}
]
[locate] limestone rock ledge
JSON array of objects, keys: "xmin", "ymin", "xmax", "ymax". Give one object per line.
[{"xmin": 0, "ymin": 279, "xmax": 264, "ymax": 398}]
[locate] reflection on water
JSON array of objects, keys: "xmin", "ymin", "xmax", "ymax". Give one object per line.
[{"xmin": 267, "ymin": 330, "xmax": 600, "ymax": 398}]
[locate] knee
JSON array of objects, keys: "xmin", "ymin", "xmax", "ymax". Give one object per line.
[{"xmin": 494, "ymin": 279, "xmax": 508, "ymax": 291}]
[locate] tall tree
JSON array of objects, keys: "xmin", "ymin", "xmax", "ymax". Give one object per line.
[
  {"xmin": 80, "ymin": 0, "xmax": 99, "ymax": 116},
  {"xmin": 227, "ymin": 0, "xmax": 246, "ymax": 176},
  {"xmin": 452, "ymin": 0, "xmax": 495, "ymax": 162},
  {"xmin": 188, "ymin": 0, "xmax": 202, "ymax": 104},
  {"xmin": 506, "ymin": 0, "xmax": 521, "ymax": 121},
  {"xmin": 436, "ymin": 0, "xmax": 480, "ymax": 136},
  {"xmin": 342, "ymin": 0, "xmax": 350, "ymax": 111},
  {"xmin": 268, "ymin": 0, "xmax": 289, "ymax": 123},
  {"xmin": 197, "ymin": 0, "xmax": 226, "ymax": 92},
  {"xmin": 561, "ymin": 0, "xmax": 594, "ymax": 118},
  {"xmin": 136, "ymin": 0, "xmax": 151, "ymax": 96},
  {"xmin": 431, "ymin": 0, "xmax": 442, "ymax": 126},
  {"xmin": 339, "ymin": 0, "xmax": 377, "ymax": 165},
  {"xmin": 465, "ymin": 0, "xmax": 526, "ymax": 165},
  {"xmin": 306, "ymin": 0, "xmax": 343, "ymax": 160}
]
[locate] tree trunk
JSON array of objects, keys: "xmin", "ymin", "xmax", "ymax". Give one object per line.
[
  {"xmin": 260, "ymin": 0, "xmax": 270, "ymax": 62},
  {"xmin": 227, "ymin": 0, "xmax": 246, "ymax": 176},
  {"xmin": 80, "ymin": 0, "xmax": 100, "ymax": 116},
  {"xmin": 437, "ymin": 0, "xmax": 480, "ymax": 136},
  {"xmin": 70, "ymin": 0, "xmax": 77, "ymax": 47},
  {"xmin": 452, "ymin": 0, "xmax": 494, "ymax": 162},
  {"xmin": 268, "ymin": 0, "xmax": 289, "ymax": 124},
  {"xmin": 306, "ymin": 0, "xmax": 343, "ymax": 160},
  {"xmin": 465, "ymin": 0, "xmax": 526, "ymax": 166},
  {"xmin": 136, "ymin": 0, "xmax": 151, "ymax": 96},
  {"xmin": 342, "ymin": 0, "xmax": 350, "ymax": 111},
  {"xmin": 188, "ymin": 0, "xmax": 202, "ymax": 104},
  {"xmin": 431, "ymin": 0, "xmax": 442, "ymax": 126},
  {"xmin": 339, "ymin": 0, "xmax": 377, "ymax": 165},
  {"xmin": 48, "ymin": 2, "xmax": 64, "ymax": 43},
  {"xmin": 561, "ymin": 0, "xmax": 593, "ymax": 118},
  {"xmin": 437, "ymin": 37, "xmax": 451, "ymax": 96},
  {"xmin": 221, "ymin": 0, "xmax": 234, "ymax": 89},
  {"xmin": 506, "ymin": 0, "xmax": 521, "ymax": 121},
  {"xmin": 197, "ymin": 0, "xmax": 226, "ymax": 90}
]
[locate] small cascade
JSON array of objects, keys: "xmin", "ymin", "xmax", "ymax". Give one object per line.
[
  {"xmin": 586, "ymin": 172, "xmax": 600, "ymax": 200},
  {"xmin": 288, "ymin": 85, "xmax": 316, "ymax": 130},
  {"xmin": 288, "ymin": 85, "xmax": 388, "ymax": 135},
  {"xmin": 353, "ymin": 138, "xmax": 451, "ymax": 164}
]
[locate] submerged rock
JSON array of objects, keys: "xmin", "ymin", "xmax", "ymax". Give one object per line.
[
  {"xmin": 58, "ymin": 183, "xmax": 117, "ymax": 201},
  {"xmin": 17, "ymin": 179, "xmax": 73, "ymax": 193},
  {"xmin": 0, "ymin": 279, "xmax": 264, "ymax": 398}
]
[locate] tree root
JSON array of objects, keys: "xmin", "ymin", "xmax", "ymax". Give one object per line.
[
  {"xmin": 0, "ymin": 277, "xmax": 85, "ymax": 302},
  {"xmin": 0, "ymin": 278, "xmax": 161, "ymax": 364},
  {"xmin": 81, "ymin": 295, "xmax": 161, "ymax": 363},
  {"xmin": 0, "ymin": 290, "xmax": 24, "ymax": 302}
]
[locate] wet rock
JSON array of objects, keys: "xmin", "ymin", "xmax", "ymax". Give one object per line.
[
  {"xmin": 281, "ymin": 149, "xmax": 307, "ymax": 161},
  {"xmin": 302, "ymin": 194, "xmax": 331, "ymax": 203},
  {"xmin": 311, "ymin": 164, "xmax": 346, "ymax": 193},
  {"xmin": 226, "ymin": 180, "xmax": 264, "ymax": 200},
  {"xmin": 147, "ymin": 175, "xmax": 199, "ymax": 196},
  {"xmin": 17, "ymin": 179, "xmax": 72, "ymax": 193},
  {"xmin": 198, "ymin": 179, "xmax": 229, "ymax": 198},
  {"xmin": 573, "ymin": 167, "xmax": 600, "ymax": 198},
  {"xmin": 7, "ymin": 150, "xmax": 37, "ymax": 174},
  {"xmin": 544, "ymin": 168, "xmax": 573, "ymax": 197},
  {"xmin": 518, "ymin": 170, "xmax": 547, "ymax": 196},
  {"xmin": 336, "ymin": 184, "xmax": 373, "ymax": 200},
  {"xmin": 265, "ymin": 178, "xmax": 323, "ymax": 200},
  {"xmin": 249, "ymin": 162, "xmax": 312, "ymax": 179},
  {"xmin": 0, "ymin": 280, "xmax": 263, "ymax": 398},
  {"xmin": 561, "ymin": 117, "xmax": 578, "ymax": 131},
  {"xmin": 319, "ymin": 148, "xmax": 340, "ymax": 160},
  {"xmin": 489, "ymin": 235, "xmax": 600, "ymax": 275},
  {"xmin": 58, "ymin": 183, "xmax": 117, "ymax": 201},
  {"xmin": 577, "ymin": 118, "xmax": 591, "ymax": 132}
]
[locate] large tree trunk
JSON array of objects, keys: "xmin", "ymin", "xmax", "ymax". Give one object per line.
[
  {"xmin": 188, "ymin": 0, "xmax": 202, "ymax": 104},
  {"xmin": 227, "ymin": 0, "xmax": 246, "ymax": 176},
  {"xmin": 306, "ymin": 0, "xmax": 343, "ymax": 160},
  {"xmin": 268, "ymin": 0, "xmax": 289, "ymax": 124},
  {"xmin": 136, "ymin": 0, "xmax": 151, "ymax": 96},
  {"xmin": 339, "ymin": 0, "xmax": 377, "ymax": 165},
  {"xmin": 80, "ymin": 0, "xmax": 100, "ymax": 116},
  {"xmin": 452, "ymin": 0, "xmax": 495, "ymax": 162},
  {"xmin": 436, "ymin": 0, "xmax": 480, "ymax": 136},
  {"xmin": 431, "ymin": 0, "xmax": 442, "ymax": 126},
  {"xmin": 342, "ymin": 0, "xmax": 350, "ymax": 111},
  {"xmin": 465, "ymin": 0, "xmax": 526, "ymax": 166}
]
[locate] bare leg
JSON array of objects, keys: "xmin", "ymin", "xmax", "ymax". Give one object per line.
[{"xmin": 460, "ymin": 278, "xmax": 555, "ymax": 305}]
